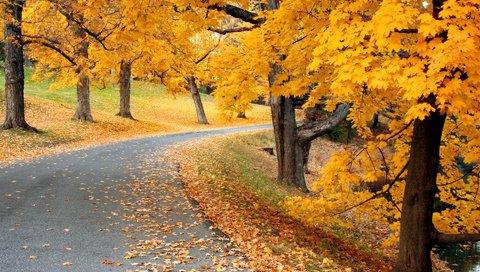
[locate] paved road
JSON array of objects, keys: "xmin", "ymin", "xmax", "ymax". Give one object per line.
[{"xmin": 0, "ymin": 125, "xmax": 271, "ymax": 272}]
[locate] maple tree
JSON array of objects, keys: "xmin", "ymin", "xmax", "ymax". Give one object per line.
[
  {"xmin": 22, "ymin": 0, "xmax": 120, "ymax": 122},
  {"xmin": 204, "ymin": 0, "xmax": 353, "ymax": 191},
  {"xmin": 1, "ymin": 0, "xmax": 35, "ymax": 130},
  {"xmin": 187, "ymin": 0, "xmax": 480, "ymax": 270},
  {"xmin": 279, "ymin": 0, "xmax": 480, "ymax": 271}
]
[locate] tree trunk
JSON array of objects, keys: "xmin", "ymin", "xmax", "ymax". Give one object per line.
[
  {"xmin": 117, "ymin": 61, "xmax": 134, "ymax": 119},
  {"xmin": 237, "ymin": 111, "xmax": 246, "ymax": 118},
  {"xmin": 72, "ymin": 24, "xmax": 93, "ymax": 122},
  {"xmin": 394, "ymin": 96, "xmax": 446, "ymax": 272},
  {"xmin": 73, "ymin": 71, "xmax": 93, "ymax": 122},
  {"xmin": 271, "ymin": 95, "xmax": 307, "ymax": 191},
  {"xmin": 372, "ymin": 114, "xmax": 379, "ymax": 128},
  {"xmin": 265, "ymin": 0, "xmax": 307, "ymax": 190},
  {"xmin": 298, "ymin": 104, "xmax": 351, "ymax": 175},
  {"xmin": 1, "ymin": 0, "xmax": 35, "ymax": 131},
  {"xmin": 187, "ymin": 76, "xmax": 208, "ymax": 124}
]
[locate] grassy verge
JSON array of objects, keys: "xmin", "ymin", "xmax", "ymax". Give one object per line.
[
  {"xmin": 172, "ymin": 131, "xmax": 395, "ymax": 271},
  {"xmin": 0, "ymin": 69, "xmax": 271, "ymax": 163}
]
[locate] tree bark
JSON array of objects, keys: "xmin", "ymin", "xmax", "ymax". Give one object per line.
[
  {"xmin": 394, "ymin": 96, "xmax": 446, "ymax": 272},
  {"xmin": 117, "ymin": 60, "xmax": 134, "ymax": 119},
  {"xmin": 73, "ymin": 70, "xmax": 93, "ymax": 121},
  {"xmin": 297, "ymin": 104, "xmax": 351, "ymax": 146},
  {"xmin": 265, "ymin": 0, "xmax": 308, "ymax": 191},
  {"xmin": 372, "ymin": 114, "xmax": 379, "ymax": 128},
  {"xmin": 237, "ymin": 111, "xmax": 246, "ymax": 118},
  {"xmin": 271, "ymin": 95, "xmax": 307, "ymax": 190},
  {"xmin": 186, "ymin": 76, "xmax": 208, "ymax": 124},
  {"xmin": 1, "ymin": 0, "xmax": 35, "ymax": 131},
  {"xmin": 72, "ymin": 22, "xmax": 93, "ymax": 122}
]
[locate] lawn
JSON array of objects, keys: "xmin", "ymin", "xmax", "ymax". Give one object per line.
[{"xmin": 0, "ymin": 69, "xmax": 272, "ymax": 163}]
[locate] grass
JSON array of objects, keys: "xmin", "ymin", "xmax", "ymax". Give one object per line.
[
  {"xmin": 175, "ymin": 131, "xmax": 396, "ymax": 271},
  {"xmin": 0, "ymin": 68, "xmax": 272, "ymax": 163}
]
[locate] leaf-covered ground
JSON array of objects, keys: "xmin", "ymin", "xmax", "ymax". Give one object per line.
[
  {"xmin": 0, "ymin": 74, "xmax": 271, "ymax": 164},
  {"xmin": 171, "ymin": 131, "xmax": 397, "ymax": 271}
]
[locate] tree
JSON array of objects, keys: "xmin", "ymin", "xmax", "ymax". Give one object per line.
[
  {"xmin": 117, "ymin": 60, "xmax": 133, "ymax": 119},
  {"xmin": 284, "ymin": 0, "xmax": 480, "ymax": 271},
  {"xmin": 1, "ymin": 0, "xmax": 35, "ymax": 131},
  {"xmin": 186, "ymin": 76, "xmax": 208, "ymax": 124},
  {"xmin": 23, "ymin": 0, "xmax": 121, "ymax": 122},
  {"xmin": 206, "ymin": 0, "xmax": 349, "ymax": 191}
]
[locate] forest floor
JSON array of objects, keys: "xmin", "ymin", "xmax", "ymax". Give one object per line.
[
  {"xmin": 0, "ymin": 71, "xmax": 271, "ymax": 164},
  {"xmin": 172, "ymin": 130, "xmax": 453, "ymax": 271}
]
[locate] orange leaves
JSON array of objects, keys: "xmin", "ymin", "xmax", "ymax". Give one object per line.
[
  {"xmin": 101, "ymin": 259, "xmax": 123, "ymax": 266},
  {"xmin": 172, "ymin": 132, "xmax": 395, "ymax": 271}
]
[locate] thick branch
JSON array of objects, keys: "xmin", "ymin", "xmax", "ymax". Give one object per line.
[
  {"xmin": 208, "ymin": 4, "xmax": 265, "ymax": 25},
  {"xmin": 436, "ymin": 233, "xmax": 480, "ymax": 244},
  {"xmin": 207, "ymin": 25, "xmax": 259, "ymax": 35},
  {"xmin": 297, "ymin": 104, "xmax": 351, "ymax": 145},
  {"xmin": 395, "ymin": 28, "xmax": 418, "ymax": 34}
]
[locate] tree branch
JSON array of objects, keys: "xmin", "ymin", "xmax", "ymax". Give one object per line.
[
  {"xmin": 333, "ymin": 161, "xmax": 409, "ymax": 216},
  {"xmin": 395, "ymin": 28, "xmax": 418, "ymax": 34},
  {"xmin": 48, "ymin": 0, "xmax": 117, "ymax": 51},
  {"xmin": 436, "ymin": 232, "xmax": 480, "ymax": 244},
  {"xmin": 194, "ymin": 38, "xmax": 222, "ymax": 64},
  {"xmin": 207, "ymin": 24, "xmax": 260, "ymax": 35},
  {"xmin": 38, "ymin": 41, "xmax": 77, "ymax": 66},
  {"xmin": 297, "ymin": 104, "xmax": 351, "ymax": 145},
  {"xmin": 208, "ymin": 4, "xmax": 265, "ymax": 25}
]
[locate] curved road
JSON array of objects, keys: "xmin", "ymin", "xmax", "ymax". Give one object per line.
[{"xmin": 0, "ymin": 125, "xmax": 271, "ymax": 271}]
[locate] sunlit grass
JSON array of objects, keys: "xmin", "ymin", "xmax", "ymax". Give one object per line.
[{"xmin": 0, "ymin": 69, "xmax": 272, "ymax": 163}]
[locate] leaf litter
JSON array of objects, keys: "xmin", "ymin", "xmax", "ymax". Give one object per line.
[{"xmin": 96, "ymin": 147, "xmax": 248, "ymax": 271}]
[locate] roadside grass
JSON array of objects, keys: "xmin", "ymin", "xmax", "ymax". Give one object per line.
[
  {"xmin": 0, "ymin": 69, "xmax": 271, "ymax": 163},
  {"xmin": 174, "ymin": 130, "xmax": 395, "ymax": 271}
]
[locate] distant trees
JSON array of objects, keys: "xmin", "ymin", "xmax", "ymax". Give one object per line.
[{"xmin": 22, "ymin": 0, "xmax": 122, "ymax": 122}]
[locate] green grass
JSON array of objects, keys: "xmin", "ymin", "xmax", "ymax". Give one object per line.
[
  {"xmin": 197, "ymin": 131, "xmax": 304, "ymax": 208},
  {"xmin": 0, "ymin": 68, "xmax": 217, "ymax": 115}
]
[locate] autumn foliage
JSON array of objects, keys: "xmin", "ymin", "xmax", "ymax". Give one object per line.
[{"xmin": 2, "ymin": 0, "xmax": 480, "ymax": 271}]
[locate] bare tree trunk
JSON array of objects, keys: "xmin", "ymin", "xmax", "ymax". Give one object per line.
[
  {"xmin": 72, "ymin": 24, "xmax": 93, "ymax": 122},
  {"xmin": 271, "ymin": 95, "xmax": 307, "ymax": 190},
  {"xmin": 394, "ymin": 96, "xmax": 446, "ymax": 272},
  {"xmin": 117, "ymin": 61, "xmax": 134, "ymax": 119},
  {"xmin": 73, "ymin": 71, "xmax": 93, "ymax": 122},
  {"xmin": 1, "ymin": 0, "xmax": 35, "ymax": 131},
  {"xmin": 186, "ymin": 76, "xmax": 208, "ymax": 124}
]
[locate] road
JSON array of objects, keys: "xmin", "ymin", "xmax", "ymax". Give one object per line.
[{"xmin": 0, "ymin": 125, "xmax": 271, "ymax": 272}]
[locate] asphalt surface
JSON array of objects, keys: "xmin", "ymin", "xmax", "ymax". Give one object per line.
[{"xmin": 0, "ymin": 125, "xmax": 271, "ymax": 272}]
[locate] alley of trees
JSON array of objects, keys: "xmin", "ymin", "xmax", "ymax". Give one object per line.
[{"xmin": 2, "ymin": 0, "xmax": 480, "ymax": 271}]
